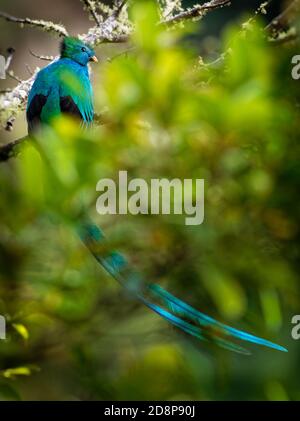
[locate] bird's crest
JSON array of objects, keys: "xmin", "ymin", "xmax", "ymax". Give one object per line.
[{"xmin": 60, "ymin": 37, "xmax": 92, "ymax": 58}]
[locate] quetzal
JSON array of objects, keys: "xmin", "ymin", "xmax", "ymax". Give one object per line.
[
  {"xmin": 26, "ymin": 37, "xmax": 287, "ymax": 355},
  {"xmin": 27, "ymin": 37, "xmax": 97, "ymax": 132}
]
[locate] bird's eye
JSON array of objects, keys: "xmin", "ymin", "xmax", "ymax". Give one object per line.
[{"xmin": 81, "ymin": 47, "xmax": 87, "ymax": 52}]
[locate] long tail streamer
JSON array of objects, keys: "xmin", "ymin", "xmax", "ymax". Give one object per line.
[{"xmin": 79, "ymin": 222, "xmax": 288, "ymax": 355}]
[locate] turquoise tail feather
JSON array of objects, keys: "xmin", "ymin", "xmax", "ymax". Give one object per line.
[
  {"xmin": 148, "ymin": 284, "xmax": 288, "ymax": 353},
  {"xmin": 79, "ymin": 222, "xmax": 288, "ymax": 354}
]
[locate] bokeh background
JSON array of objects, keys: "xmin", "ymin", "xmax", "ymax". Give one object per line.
[{"xmin": 0, "ymin": 0, "xmax": 300, "ymax": 401}]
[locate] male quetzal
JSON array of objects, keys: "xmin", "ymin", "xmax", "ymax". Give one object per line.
[
  {"xmin": 27, "ymin": 37, "xmax": 97, "ymax": 132},
  {"xmin": 26, "ymin": 37, "xmax": 287, "ymax": 355}
]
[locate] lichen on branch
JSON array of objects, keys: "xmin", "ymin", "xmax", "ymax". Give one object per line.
[{"xmin": 0, "ymin": 11, "xmax": 68, "ymax": 37}]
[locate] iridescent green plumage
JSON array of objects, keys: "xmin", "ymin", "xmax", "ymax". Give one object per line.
[{"xmin": 27, "ymin": 37, "xmax": 96, "ymax": 132}]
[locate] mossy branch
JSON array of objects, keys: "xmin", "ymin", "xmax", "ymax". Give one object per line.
[
  {"xmin": 0, "ymin": 136, "xmax": 28, "ymax": 162},
  {"xmin": 81, "ymin": 0, "xmax": 102, "ymax": 26},
  {"xmin": 29, "ymin": 50, "xmax": 54, "ymax": 62},
  {"xmin": 0, "ymin": 11, "xmax": 69, "ymax": 37},
  {"xmin": 162, "ymin": 0, "xmax": 231, "ymax": 25},
  {"xmin": 266, "ymin": 0, "xmax": 300, "ymax": 32},
  {"xmin": 265, "ymin": 0, "xmax": 300, "ymax": 42}
]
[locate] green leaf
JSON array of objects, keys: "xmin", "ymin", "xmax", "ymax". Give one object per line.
[
  {"xmin": 2, "ymin": 367, "xmax": 31, "ymax": 379},
  {"xmin": 12, "ymin": 323, "xmax": 29, "ymax": 341}
]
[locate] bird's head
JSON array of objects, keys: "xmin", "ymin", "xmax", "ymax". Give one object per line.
[{"xmin": 60, "ymin": 37, "xmax": 98, "ymax": 66}]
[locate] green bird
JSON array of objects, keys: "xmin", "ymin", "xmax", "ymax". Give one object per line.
[{"xmin": 27, "ymin": 36, "xmax": 98, "ymax": 132}]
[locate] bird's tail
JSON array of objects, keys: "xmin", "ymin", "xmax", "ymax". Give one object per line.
[{"xmin": 79, "ymin": 221, "xmax": 288, "ymax": 355}]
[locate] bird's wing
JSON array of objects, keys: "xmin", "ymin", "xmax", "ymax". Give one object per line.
[
  {"xmin": 58, "ymin": 64, "xmax": 94, "ymax": 125},
  {"xmin": 27, "ymin": 94, "xmax": 49, "ymax": 133},
  {"xmin": 59, "ymin": 96, "xmax": 83, "ymax": 120},
  {"xmin": 79, "ymin": 221, "xmax": 288, "ymax": 355},
  {"xmin": 27, "ymin": 60, "xmax": 94, "ymax": 132},
  {"xmin": 26, "ymin": 67, "xmax": 52, "ymax": 133}
]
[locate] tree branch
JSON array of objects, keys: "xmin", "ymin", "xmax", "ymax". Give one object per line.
[
  {"xmin": 112, "ymin": 0, "xmax": 130, "ymax": 17},
  {"xmin": 0, "ymin": 74, "xmax": 36, "ymax": 129},
  {"xmin": 0, "ymin": 11, "xmax": 69, "ymax": 37},
  {"xmin": 0, "ymin": 89, "xmax": 12, "ymax": 94},
  {"xmin": 81, "ymin": 0, "xmax": 102, "ymax": 27},
  {"xmin": 159, "ymin": 0, "xmax": 183, "ymax": 20},
  {"xmin": 265, "ymin": 0, "xmax": 300, "ymax": 31},
  {"xmin": 81, "ymin": 14, "xmax": 131, "ymax": 45},
  {"xmin": 265, "ymin": 0, "xmax": 300, "ymax": 44},
  {"xmin": 26, "ymin": 64, "xmax": 34, "ymax": 76},
  {"xmin": 162, "ymin": 0, "xmax": 231, "ymax": 25},
  {"xmin": 29, "ymin": 50, "xmax": 54, "ymax": 62},
  {"xmin": 0, "ymin": 136, "xmax": 28, "ymax": 162},
  {"xmin": 7, "ymin": 70, "xmax": 22, "ymax": 83}
]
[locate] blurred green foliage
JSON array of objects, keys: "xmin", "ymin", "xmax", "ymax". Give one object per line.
[{"xmin": 0, "ymin": 1, "xmax": 300, "ymax": 400}]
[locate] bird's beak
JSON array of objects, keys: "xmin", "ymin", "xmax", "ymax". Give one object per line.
[{"xmin": 90, "ymin": 56, "xmax": 98, "ymax": 63}]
